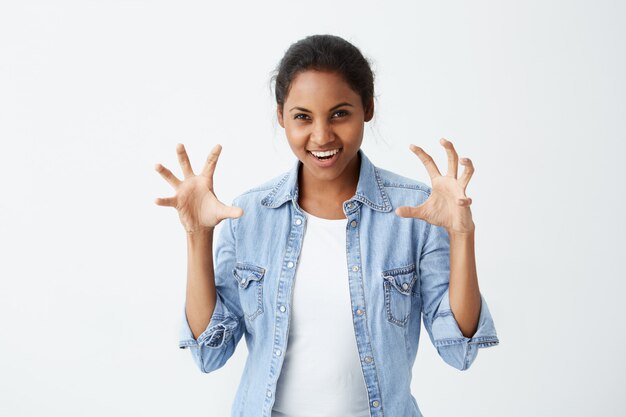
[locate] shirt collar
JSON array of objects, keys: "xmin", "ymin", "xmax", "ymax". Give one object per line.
[{"xmin": 260, "ymin": 148, "xmax": 392, "ymax": 213}]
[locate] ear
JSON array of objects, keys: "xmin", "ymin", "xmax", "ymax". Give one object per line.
[
  {"xmin": 277, "ymin": 105, "xmax": 285, "ymax": 128},
  {"xmin": 364, "ymin": 98, "xmax": 374, "ymax": 122}
]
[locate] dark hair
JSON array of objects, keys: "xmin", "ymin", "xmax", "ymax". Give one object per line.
[{"xmin": 270, "ymin": 34, "xmax": 375, "ymax": 115}]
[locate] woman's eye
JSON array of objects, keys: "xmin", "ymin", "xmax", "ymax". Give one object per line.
[
  {"xmin": 333, "ymin": 110, "xmax": 349, "ymax": 118},
  {"xmin": 293, "ymin": 110, "xmax": 349, "ymax": 121}
]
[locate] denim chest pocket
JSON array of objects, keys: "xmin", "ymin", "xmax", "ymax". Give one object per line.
[
  {"xmin": 382, "ymin": 263, "xmax": 419, "ymax": 327},
  {"xmin": 232, "ymin": 262, "xmax": 266, "ymax": 322}
]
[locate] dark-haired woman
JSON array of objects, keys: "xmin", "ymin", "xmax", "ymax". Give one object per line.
[{"xmin": 155, "ymin": 34, "xmax": 499, "ymax": 417}]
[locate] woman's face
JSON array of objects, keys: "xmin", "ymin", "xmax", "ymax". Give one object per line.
[{"xmin": 277, "ymin": 70, "xmax": 373, "ymax": 183}]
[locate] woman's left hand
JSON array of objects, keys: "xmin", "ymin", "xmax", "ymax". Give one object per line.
[{"xmin": 395, "ymin": 138, "xmax": 476, "ymax": 234}]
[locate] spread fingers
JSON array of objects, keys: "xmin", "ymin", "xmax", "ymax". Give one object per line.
[
  {"xmin": 440, "ymin": 138, "xmax": 459, "ymax": 178},
  {"xmin": 154, "ymin": 196, "xmax": 177, "ymax": 207},
  {"xmin": 154, "ymin": 163, "xmax": 182, "ymax": 189},
  {"xmin": 458, "ymin": 157, "xmax": 474, "ymax": 190},
  {"xmin": 201, "ymin": 144, "xmax": 222, "ymax": 179},
  {"xmin": 409, "ymin": 144, "xmax": 442, "ymax": 179},
  {"xmin": 176, "ymin": 143, "xmax": 195, "ymax": 179}
]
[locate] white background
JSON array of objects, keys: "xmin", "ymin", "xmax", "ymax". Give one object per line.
[{"xmin": 1, "ymin": 1, "xmax": 624, "ymax": 416}]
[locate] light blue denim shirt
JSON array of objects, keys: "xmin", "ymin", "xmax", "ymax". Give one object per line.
[{"xmin": 179, "ymin": 148, "xmax": 499, "ymax": 417}]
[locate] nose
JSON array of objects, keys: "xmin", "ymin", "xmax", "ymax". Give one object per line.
[{"xmin": 310, "ymin": 120, "xmax": 336, "ymax": 146}]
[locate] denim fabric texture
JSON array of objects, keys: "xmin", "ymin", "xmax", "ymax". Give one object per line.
[{"xmin": 179, "ymin": 148, "xmax": 499, "ymax": 417}]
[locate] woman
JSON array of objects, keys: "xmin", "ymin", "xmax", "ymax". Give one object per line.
[{"xmin": 155, "ymin": 34, "xmax": 499, "ymax": 417}]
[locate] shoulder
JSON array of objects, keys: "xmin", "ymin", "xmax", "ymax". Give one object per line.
[
  {"xmin": 231, "ymin": 170, "xmax": 289, "ymax": 206},
  {"xmin": 375, "ymin": 166, "xmax": 432, "ymax": 197}
]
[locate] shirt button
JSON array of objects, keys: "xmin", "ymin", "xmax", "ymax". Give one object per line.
[
  {"xmin": 287, "ymin": 261, "xmax": 294, "ymax": 268},
  {"xmin": 372, "ymin": 400, "xmax": 380, "ymax": 407},
  {"xmin": 356, "ymin": 309, "xmax": 364, "ymax": 316},
  {"xmin": 402, "ymin": 282, "xmax": 409, "ymax": 290},
  {"xmin": 275, "ymin": 349, "xmax": 282, "ymax": 356},
  {"xmin": 279, "ymin": 305, "xmax": 286, "ymax": 313},
  {"xmin": 350, "ymin": 220, "xmax": 357, "ymax": 227},
  {"xmin": 352, "ymin": 265, "xmax": 359, "ymax": 272},
  {"xmin": 364, "ymin": 356, "xmax": 373, "ymax": 363},
  {"xmin": 295, "ymin": 218, "xmax": 302, "ymax": 225},
  {"xmin": 266, "ymin": 389, "xmax": 272, "ymax": 398},
  {"xmin": 347, "ymin": 202, "xmax": 354, "ymax": 209}
]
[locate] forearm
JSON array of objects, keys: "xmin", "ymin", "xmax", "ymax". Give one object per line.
[
  {"xmin": 448, "ymin": 228, "xmax": 481, "ymax": 338},
  {"xmin": 185, "ymin": 229, "xmax": 217, "ymax": 340}
]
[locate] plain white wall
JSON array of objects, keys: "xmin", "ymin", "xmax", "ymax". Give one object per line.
[{"xmin": 1, "ymin": 1, "xmax": 624, "ymax": 416}]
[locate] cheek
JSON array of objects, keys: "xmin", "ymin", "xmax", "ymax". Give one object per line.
[
  {"xmin": 285, "ymin": 125, "xmax": 308, "ymax": 148},
  {"xmin": 340, "ymin": 122, "xmax": 364, "ymax": 141},
  {"xmin": 286, "ymin": 123, "xmax": 301, "ymax": 135}
]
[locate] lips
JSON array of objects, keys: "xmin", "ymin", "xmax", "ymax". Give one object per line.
[
  {"xmin": 307, "ymin": 148, "xmax": 342, "ymax": 167},
  {"xmin": 307, "ymin": 148, "xmax": 341, "ymax": 156}
]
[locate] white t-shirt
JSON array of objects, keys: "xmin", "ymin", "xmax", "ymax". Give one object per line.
[{"xmin": 271, "ymin": 209, "xmax": 370, "ymax": 417}]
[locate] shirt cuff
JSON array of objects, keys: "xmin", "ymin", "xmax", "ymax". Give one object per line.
[
  {"xmin": 178, "ymin": 295, "xmax": 240, "ymax": 350},
  {"xmin": 428, "ymin": 289, "xmax": 499, "ymax": 370}
]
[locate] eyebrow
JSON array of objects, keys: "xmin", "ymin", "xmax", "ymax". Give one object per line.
[{"xmin": 289, "ymin": 102, "xmax": 354, "ymax": 113}]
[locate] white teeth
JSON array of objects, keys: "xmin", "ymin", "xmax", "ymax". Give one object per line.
[{"xmin": 310, "ymin": 149, "xmax": 340, "ymax": 157}]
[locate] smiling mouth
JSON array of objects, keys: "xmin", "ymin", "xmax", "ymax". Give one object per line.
[{"xmin": 307, "ymin": 148, "xmax": 342, "ymax": 160}]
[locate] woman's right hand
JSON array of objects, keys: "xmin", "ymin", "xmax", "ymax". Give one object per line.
[{"xmin": 154, "ymin": 143, "xmax": 243, "ymax": 233}]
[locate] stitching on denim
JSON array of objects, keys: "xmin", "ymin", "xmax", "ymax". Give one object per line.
[
  {"xmin": 353, "ymin": 193, "xmax": 388, "ymax": 212},
  {"xmin": 463, "ymin": 343, "xmax": 473, "ymax": 370},
  {"xmin": 382, "ymin": 183, "xmax": 430, "ymax": 193},
  {"xmin": 383, "ymin": 280, "xmax": 410, "ymax": 327},
  {"xmin": 381, "ymin": 263, "xmax": 416, "ymax": 276},
  {"xmin": 245, "ymin": 280, "xmax": 264, "ymax": 322},
  {"xmin": 373, "ymin": 167, "xmax": 391, "ymax": 207},
  {"xmin": 260, "ymin": 171, "xmax": 291, "ymax": 206},
  {"xmin": 232, "ymin": 268, "xmax": 264, "ymax": 288},
  {"xmin": 382, "ymin": 273, "xmax": 417, "ymax": 297},
  {"xmin": 353, "ymin": 206, "xmax": 386, "ymax": 417},
  {"xmin": 433, "ymin": 335, "xmax": 499, "ymax": 347},
  {"xmin": 475, "ymin": 340, "xmax": 499, "ymax": 348},
  {"xmin": 234, "ymin": 262, "xmax": 266, "ymax": 275},
  {"xmin": 433, "ymin": 337, "xmax": 469, "ymax": 347},
  {"xmin": 233, "ymin": 264, "xmax": 265, "ymax": 322}
]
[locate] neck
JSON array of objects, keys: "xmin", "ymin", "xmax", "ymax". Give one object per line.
[{"xmin": 298, "ymin": 151, "xmax": 361, "ymax": 206}]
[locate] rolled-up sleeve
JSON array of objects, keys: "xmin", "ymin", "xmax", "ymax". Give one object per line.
[
  {"xmin": 419, "ymin": 221, "xmax": 499, "ymax": 371},
  {"xmin": 178, "ymin": 206, "xmax": 245, "ymax": 374}
]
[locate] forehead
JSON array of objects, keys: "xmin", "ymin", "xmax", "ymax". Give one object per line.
[{"xmin": 285, "ymin": 70, "xmax": 360, "ymax": 106}]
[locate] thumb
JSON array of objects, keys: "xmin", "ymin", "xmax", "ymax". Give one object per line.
[
  {"xmin": 395, "ymin": 205, "xmax": 425, "ymax": 219},
  {"xmin": 217, "ymin": 202, "xmax": 244, "ymax": 220}
]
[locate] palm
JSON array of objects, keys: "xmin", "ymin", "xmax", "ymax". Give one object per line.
[
  {"xmin": 175, "ymin": 176, "xmax": 227, "ymax": 231},
  {"xmin": 395, "ymin": 138, "xmax": 475, "ymax": 234},
  {"xmin": 154, "ymin": 143, "xmax": 243, "ymax": 233}
]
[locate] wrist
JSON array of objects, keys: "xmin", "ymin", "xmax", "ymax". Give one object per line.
[
  {"xmin": 186, "ymin": 227, "xmax": 214, "ymax": 236},
  {"xmin": 447, "ymin": 227, "xmax": 475, "ymax": 238}
]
